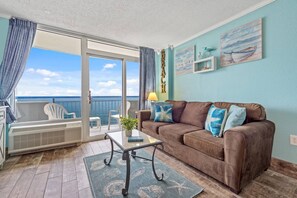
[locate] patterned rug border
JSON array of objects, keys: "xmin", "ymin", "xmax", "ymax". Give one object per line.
[{"xmin": 83, "ymin": 150, "xmax": 204, "ymax": 198}]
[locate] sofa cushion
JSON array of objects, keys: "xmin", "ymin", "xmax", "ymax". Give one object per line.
[
  {"xmin": 154, "ymin": 103, "xmax": 174, "ymax": 123},
  {"xmin": 158, "ymin": 123, "xmax": 201, "ymax": 143},
  {"xmin": 205, "ymin": 105, "xmax": 228, "ymax": 137},
  {"xmin": 180, "ymin": 102, "xmax": 212, "ymax": 128},
  {"xmin": 214, "ymin": 102, "xmax": 266, "ymax": 122},
  {"xmin": 183, "ymin": 130, "xmax": 224, "ymax": 161},
  {"xmin": 150, "ymin": 102, "xmax": 170, "ymax": 120},
  {"xmin": 142, "ymin": 120, "xmax": 172, "ymax": 134},
  {"xmin": 142, "ymin": 128, "xmax": 160, "ymax": 140},
  {"xmin": 165, "ymin": 100, "xmax": 187, "ymax": 123},
  {"xmin": 223, "ymin": 105, "xmax": 246, "ymax": 133}
]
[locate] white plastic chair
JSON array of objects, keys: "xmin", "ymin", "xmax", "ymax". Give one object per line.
[
  {"xmin": 44, "ymin": 103, "xmax": 76, "ymax": 120},
  {"xmin": 108, "ymin": 101, "xmax": 131, "ymax": 130},
  {"xmin": 44, "ymin": 103, "xmax": 102, "ymax": 130}
]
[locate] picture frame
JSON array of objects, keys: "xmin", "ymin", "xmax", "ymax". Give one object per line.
[
  {"xmin": 175, "ymin": 45, "xmax": 195, "ymax": 75},
  {"xmin": 220, "ymin": 18, "xmax": 262, "ymax": 67}
]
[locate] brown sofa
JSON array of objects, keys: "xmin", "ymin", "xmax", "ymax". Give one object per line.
[{"xmin": 137, "ymin": 100, "xmax": 275, "ymax": 194}]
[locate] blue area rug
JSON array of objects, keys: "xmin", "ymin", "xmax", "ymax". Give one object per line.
[{"xmin": 84, "ymin": 150, "xmax": 203, "ymax": 197}]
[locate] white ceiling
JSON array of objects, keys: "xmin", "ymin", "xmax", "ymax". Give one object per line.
[{"xmin": 0, "ymin": 0, "xmax": 273, "ymax": 49}]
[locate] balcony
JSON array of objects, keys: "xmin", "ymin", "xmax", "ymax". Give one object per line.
[{"xmin": 15, "ymin": 96, "xmax": 139, "ymax": 135}]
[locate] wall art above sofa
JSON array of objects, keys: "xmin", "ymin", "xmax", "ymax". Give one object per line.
[{"xmin": 220, "ymin": 18, "xmax": 262, "ymax": 67}]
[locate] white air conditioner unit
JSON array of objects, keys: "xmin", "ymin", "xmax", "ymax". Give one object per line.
[{"xmin": 8, "ymin": 119, "xmax": 82, "ymax": 155}]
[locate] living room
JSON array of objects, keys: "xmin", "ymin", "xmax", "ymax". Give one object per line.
[{"xmin": 0, "ymin": 0, "xmax": 297, "ymax": 197}]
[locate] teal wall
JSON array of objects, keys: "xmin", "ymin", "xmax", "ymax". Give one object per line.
[
  {"xmin": 167, "ymin": 49, "xmax": 174, "ymax": 100},
  {"xmin": 0, "ymin": 17, "xmax": 9, "ymax": 62},
  {"xmin": 157, "ymin": 0, "xmax": 297, "ymax": 164},
  {"xmin": 156, "ymin": 48, "xmax": 174, "ymax": 101}
]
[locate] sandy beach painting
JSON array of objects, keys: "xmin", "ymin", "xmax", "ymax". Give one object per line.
[
  {"xmin": 220, "ymin": 18, "xmax": 262, "ymax": 67},
  {"xmin": 175, "ymin": 45, "xmax": 195, "ymax": 75}
]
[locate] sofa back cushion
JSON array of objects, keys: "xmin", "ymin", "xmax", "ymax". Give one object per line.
[
  {"xmin": 180, "ymin": 102, "xmax": 212, "ymax": 128},
  {"xmin": 165, "ymin": 100, "xmax": 187, "ymax": 123},
  {"xmin": 214, "ymin": 102, "xmax": 266, "ymax": 122}
]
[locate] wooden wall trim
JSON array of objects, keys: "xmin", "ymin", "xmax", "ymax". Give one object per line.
[{"xmin": 270, "ymin": 157, "xmax": 297, "ymax": 180}]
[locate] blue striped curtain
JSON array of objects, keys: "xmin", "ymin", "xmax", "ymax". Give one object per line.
[
  {"xmin": 139, "ymin": 47, "xmax": 156, "ymax": 110},
  {"xmin": 0, "ymin": 18, "xmax": 37, "ymax": 123}
]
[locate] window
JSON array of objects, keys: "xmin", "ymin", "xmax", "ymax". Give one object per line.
[
  {"xmin": 16, "ymin": 30, "xmax": 82, "ymax": 122},
  {"xmin": 14, "ymin": 29, "xmax": 140, "ymax": 140}
]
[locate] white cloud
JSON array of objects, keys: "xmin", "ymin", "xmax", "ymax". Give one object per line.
[
  {"xmin": 92, "ymin": 88, "xmax": 122, "ymax": 96},
  {"xmin": 40, "ymin": 81, "xmax": 49, "ymax": 86},
  {"xmin": 109, "ymin": 88, "xmax": 121, "ymax": 95},
  {"xmin": 103, "ymin": 63, "xmax": 116, "ymax": 70},
  {"xmin": 127, "ymin": 87, "xmax": 139, "ymax": 96},
  {"xmin": 36, "ymin": 69, "xmax": 59, "ymax": 77},
  {"xmin": 127, "ymin": 78, "xmax": 139, "ymax": 85},
  {"xmin": 26, "ymin": 68, "xmax": 59, "ymax": 77},
  {"xmin": 98, "ymin": 80, "xmax": 116, "ymax": 87},
  {"xmin": 18, "ymin": 67, "xmax": 139, "ymax": 97},
  {"xmin": 17, "ymin": 70, "xmax": 81, "ymax": 96},
  {"xmin": 27, "ymin": 68, "xmax": 35, "ymax": 72},
  {"xmin": 66, "ymin": 89, "xmax": 81, "ymax": 95},
  {"xmin": 16, "ymin": 90, "xmax": 32, "ymax": 96}
]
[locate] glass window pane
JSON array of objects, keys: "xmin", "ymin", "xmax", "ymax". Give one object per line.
[
  {"xmin": 16, "ymin": 31, "xmax": 82, "ymax": 122},
  {"xmin": 126, "ymin": 61, "xmax": 140, "ymax": 118},
  {"xmin": 89, "ymin": 56, "xmax": 122, "ymax": 135}
]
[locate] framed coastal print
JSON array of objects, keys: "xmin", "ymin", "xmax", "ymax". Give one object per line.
[
  {"xmin": 175, "ymin": 45, "xmax": 195, "ymax": 75},
  {"xmin": 220, "ymin": 18, "xmax": 262, "ymax": 67}
]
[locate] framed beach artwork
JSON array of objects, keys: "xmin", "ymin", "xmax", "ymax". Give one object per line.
[
  {"xmin": 220, "ymin": 18, "xmax": 262, "ymax": 67},
  {"xmin": 175, "ymin": 45, "xmax": 195, "ymax": 75}
]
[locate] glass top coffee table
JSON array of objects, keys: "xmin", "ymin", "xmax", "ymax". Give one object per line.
[{"xmin": 104, "ymin": 129, "xmax": 164, "ymax": 196}]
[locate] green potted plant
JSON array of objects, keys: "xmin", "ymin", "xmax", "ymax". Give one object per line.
[{"xmin": 120, "ymin": 116, "xmax": 138, "ymax": 137}]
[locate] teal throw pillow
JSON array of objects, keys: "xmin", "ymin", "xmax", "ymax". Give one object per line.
[
  {"xmin": 150, "ymin": 102, "xmax": 169, "ymax": 120},
  {"xmin": 205, "ymin": 105, "xmax": 228, "ymax": 137},
  {"xmin": 154, "ymin": 103, "xmax": 173, "ymax": 123},
  {"xmin": 223, "ymin": 105, "xmax": 246, "ymax": 133}
]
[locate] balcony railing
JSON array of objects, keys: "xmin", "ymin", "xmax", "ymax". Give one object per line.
[{"xmin": 16, "ymin": 96, "xmax": 139, "ymax": 125}]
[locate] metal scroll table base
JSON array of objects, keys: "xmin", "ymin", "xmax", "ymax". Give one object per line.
[{"xmin": 103, "ymin": 137, "xmax": 164, "ymax": 196}]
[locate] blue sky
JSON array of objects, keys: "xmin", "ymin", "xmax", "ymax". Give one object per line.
[{"xmin": 16, "ymin": 48, "xmax": 139, "ymax": 96}]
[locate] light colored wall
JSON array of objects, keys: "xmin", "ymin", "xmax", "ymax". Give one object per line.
[
  {"xmin": 157, "ymin": 0, "xmax": 297, "ymax": 164},
  {"xmin": 0, "ymin": 17, "xmax": 9, "ymax": 62}
]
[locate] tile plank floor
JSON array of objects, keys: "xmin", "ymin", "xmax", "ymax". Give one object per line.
[{"xmin": 0, "ymin": 140, "xmax": 297, "ymax": 198}]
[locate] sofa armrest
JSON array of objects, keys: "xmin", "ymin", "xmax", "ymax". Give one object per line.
[
  {"xmin": 224, "ymin": 120, "xmax": 275, "ymax": 193},
  {"xmin": 137, "ymin": 110, "xmax": 151, "ymax": 130}
]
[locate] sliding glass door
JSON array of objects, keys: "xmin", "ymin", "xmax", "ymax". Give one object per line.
[
  {"xmin": 81, "ymin": 39, "xmax": 139, "ymax": 141},
  {"xmin": 88, "ymin": 55, "xmax": 123, "ymax": 137},
  {"xmin": 126, "ymin": 61, "xmax": 140, "ymax": 118}
]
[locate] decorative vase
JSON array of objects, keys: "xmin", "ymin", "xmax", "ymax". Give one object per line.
[{"xmin": 125, "ymin": 129, "xmax": 132, "ymax": 137}]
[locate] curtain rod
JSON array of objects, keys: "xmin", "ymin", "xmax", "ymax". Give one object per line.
[
  {"xmin": 38, "ymin": 24, "xmax": 140, "ymax": 52},
  {"xmin": 5, "ymin": 14, "xmax": 140, "ymax": 51}
]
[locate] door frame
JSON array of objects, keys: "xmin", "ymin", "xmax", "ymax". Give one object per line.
[{"xmin": 81, "ymin": 37, "xmax": 139, "ymax": 142}]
